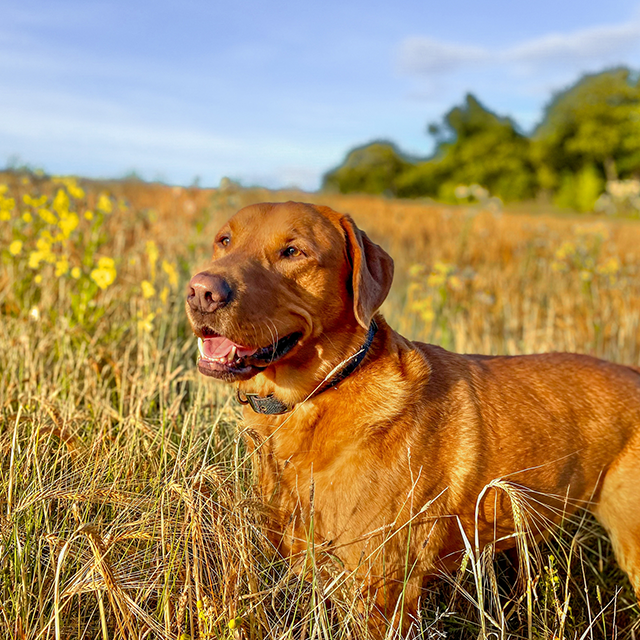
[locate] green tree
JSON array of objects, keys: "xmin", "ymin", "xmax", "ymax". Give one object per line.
[
  {"xmin": 397, "ymin": 94, "xmax": 537, "ymax": 202},
  {"xmin": 322, "ymin": 141, "xmax": 413, "ymax": 196},
  {"xmin": 533, "ymin": 67, "xmax": 640, "ymax": 207}
]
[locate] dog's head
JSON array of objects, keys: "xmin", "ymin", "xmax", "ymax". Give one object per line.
[{"xmin": 185, "ymin": 201, "xmax": 394, "ymax": 383}]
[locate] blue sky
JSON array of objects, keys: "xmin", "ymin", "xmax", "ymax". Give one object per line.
[{"xmin": 3, "ymin": 0, "xmax": 640, "ymax": 190}]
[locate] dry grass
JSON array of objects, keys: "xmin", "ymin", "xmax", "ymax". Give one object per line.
[{"xmin": 1, "ymin": 173, "xmax": 640, "ymax": 639}]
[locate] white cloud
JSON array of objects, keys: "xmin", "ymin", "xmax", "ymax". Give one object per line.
[
  {"xmin": 399, "ymin": 18, "xmax": 640, "ymax": 78},
  {"xmin": 398, "ymin": 36, "xmax": 487, "ymax": 74},
  {"xmin": 507, "ymin": 22, "xmax": 640, "ymax": 67}
]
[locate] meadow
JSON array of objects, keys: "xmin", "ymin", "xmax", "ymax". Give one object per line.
[{"xmin": 1, "ymin": 172, "xmax": 640, "ymax": 639}]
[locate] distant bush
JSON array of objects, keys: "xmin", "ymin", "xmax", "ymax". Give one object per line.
[
  {"xmin": 398, "ymin": 95, "xmax": 537, "ymax": 202},
  {"xmin": 325, "ymin": 68, "xmax": 640, "ymax": 212},
  {"xmin": 533, "ymin": 67, "xmax": 640, "ymax": 187},
  {"xmin": 553, "ymin": 165, "xmax": 604, "ymax": 212},
  {"xmin": 322, "ymin": 141, "xmax": 413, "ymax": 196}
]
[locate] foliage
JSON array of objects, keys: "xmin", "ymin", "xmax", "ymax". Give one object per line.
[
  {"xmin": 1, "ymin": 177, "xmax": 120, "ymax": 327},
  {"xmin": 326, "ymin": 68, "xmax": 640, "ymax": 213},
  {"xmin": 322, "ymin": 141, "xmax": 413, "ymax": 196},
  {"xmin": 533, "ymin": 67, "xmax": 640, "ymax": 184},
  {"xmin": 553, "ymin": 164, "xmax": 604, "ymax": 212},
  {"xmin": 399, "ymin": 95, "xmax": 537, "ymax": 202}
]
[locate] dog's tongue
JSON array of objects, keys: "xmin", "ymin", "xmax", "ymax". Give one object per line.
[{"xmin": 202, "ymin": 336, "xmax": 257, "ymax": 359}]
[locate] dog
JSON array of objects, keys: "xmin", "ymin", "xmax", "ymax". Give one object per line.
[{"xmin": 186, "ymin": 201, "xmax": 640, "ymax": 634}]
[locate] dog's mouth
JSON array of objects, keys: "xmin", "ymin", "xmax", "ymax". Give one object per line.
[{"xmin": 195, "ymin": 332, "xmax": 301, "ymax": 381}]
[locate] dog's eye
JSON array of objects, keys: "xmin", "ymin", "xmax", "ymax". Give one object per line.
[
  {"xmin": 217, "ymin": 236, "xmax": 230, "ymax": 247},
  {"xmin": 282, "ymin": 246, "xmax": 303, "ymax": 258}
]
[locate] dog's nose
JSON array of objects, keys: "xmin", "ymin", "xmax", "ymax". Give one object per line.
[{"xmin": 187, "ymin": 272, "xmax": 232, "ymax": 313}]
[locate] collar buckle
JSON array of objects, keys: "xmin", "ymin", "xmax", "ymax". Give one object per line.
[
  {"xmin": 237, "ymin": 319, "xmax": 377, "ymax": 416},
  {"xmin": 237, "ymin": 389, "xmax": 291, "ymax": 415}
]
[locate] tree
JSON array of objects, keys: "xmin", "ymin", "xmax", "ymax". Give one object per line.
[
  {"xmin": 533, "ymin": 67, "xmax": 640, "ymax": 195},
  {"xmin": 397, "ymin": 95, "xmax": 537, "ymax": 202},
  {"xmin": 322, "ymin": 141, "xmax": 413, "ymax": 196}
]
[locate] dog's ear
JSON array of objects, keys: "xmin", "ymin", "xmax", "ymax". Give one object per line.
[{"xmin": 341, "ymin": 215, "xmax": 394, "ymax": 329}]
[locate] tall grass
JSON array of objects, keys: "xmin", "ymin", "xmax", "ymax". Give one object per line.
[{"xmin": 1, "ymin": 173, "xmax": 639, "ymax": 638}]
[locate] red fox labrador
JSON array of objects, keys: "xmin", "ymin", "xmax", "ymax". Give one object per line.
[{"xmin": 186, "ymin": 201, "xmax": 640, "ymax": 634}]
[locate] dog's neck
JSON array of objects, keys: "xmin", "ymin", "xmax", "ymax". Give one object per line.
[
  {"xmin": 238, "ymin": 320, "xmax": 378, "ymax": 414},
  {"xmin": 237, "ymin": 317, "xmax": 381, "ymax": 409},
  {"xmin": 237, "ymin": 319, "xmax": 433, "ymax": 553}
]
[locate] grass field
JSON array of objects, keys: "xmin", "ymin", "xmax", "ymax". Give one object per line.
[{"xmin": 1, "ymin": 172, "xmax": 640, "ymax": 639}]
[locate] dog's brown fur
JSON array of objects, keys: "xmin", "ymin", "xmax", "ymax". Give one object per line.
[{"xmin": 186, "ymin": 201, "xmax": 640, "ymax": 633}]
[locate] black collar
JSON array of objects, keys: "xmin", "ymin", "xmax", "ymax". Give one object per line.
[{"xmin": 237, "ymin": 320, "xmax": 378, "ymax": 415}]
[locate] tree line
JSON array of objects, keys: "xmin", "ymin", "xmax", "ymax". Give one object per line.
[{"xmin": 322, "ymin": 68, "xmax": 640, "ymax": 210}]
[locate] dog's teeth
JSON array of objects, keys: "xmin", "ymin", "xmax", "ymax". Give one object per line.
[{"xmin": 197, "ymin": 342, "xmax": 239, "ymax": 366}]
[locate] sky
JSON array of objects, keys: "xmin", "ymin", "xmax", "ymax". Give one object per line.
[{"xmin": 3, "ymin": 0, "xmax": 640, "ymax": 190}]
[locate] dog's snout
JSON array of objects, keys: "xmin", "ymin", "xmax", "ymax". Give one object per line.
[{"xmin": 187, "ymin": 272, "xmax": 232, "ymax": 313}]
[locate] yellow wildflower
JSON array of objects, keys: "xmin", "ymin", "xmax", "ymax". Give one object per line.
[
  {"xmin": 36, "ymin": 237, "xmax": 51, "ymax": 251},
  {"xmin": 0, "ymin": 209, "xmax": 10, "ymax": 221},
  {"xmin": 41, "ymin": 229, "xmax": 57, "ymax": 243},
  {"xmin": 141, "ymin": 280, "xmax": 155, "ymax": 298},
  {"xmin": 71, "ymin": 266, "xmax": 81, "ymax": 279},
  {"xmin": 0, "ymin": 195, "xmax": 15, "ymax": 217},
  {"xmin": 52, "ymin": 189, "xmax": 70, "ymax": 216},
  {"xmin": 137, "ymin": 311, "xmax": 155, "ymax": 332},
  {"xmin": 597, "ymin": 257, "xmax": 620, "ymax": 276},
  {"xmin": 580, "ymin": 270, "xmax": 592, "ymax": 282},
  {"xmin": 38, "ymin": 208, "xmax": 57, "ymax": 225},
  {"xmin": 426, "ymin": 261, "xmax": 454, "ymax": 288},
  {"xmin": 84, "ymin": 210, "xmax": 94, "ymax": 220},
  {"xmin": 408, "ymin": 264, "xmax": 427, "ymax": 278},
  {"xmin": 65, "ymin": 179, "xmax": 85, "ymax": 199},
  {"xmin": 91, "ymin": 267, "xmax": 116, "ymax": 290},
  {"xmin": 90, "ymin": 257, "xmax": 117, "ymax": 289},
  {"xmin": 32, "ymin": 237, "xmax": 55, "ymax": 263},
  {"xmin": 9, "ymin": 240, "xmax": 23, "ymax": 255},
  {"xmin": 411, "ymin": 295, "xmax": 435, "ymax": 323},
  {"xmin": 97, "ymin": 256, "xmax": 115, "ymax": 270},
  {"xmin": 59, "ymin": 212, "xmax": 79, "ymax": 238},
  {"xmin": 22, "ymin": 211, "xmax": 33, "ymax": 223},
  {"xmin": 555, "ymin": 242, "xmax": 575, "ymax": 260},
  {"xmin": 146, "ymin": 240, "xmax": 159, "ymax": 278},
  {"xmin": 23, "ymin": 194, "xmax": 47, "ymax": 207},
  {"xmin": 162, "ymin": 260, "xmax": 179, "ymax": 288},
  {"xmin": 0, "ymin": 184, "xmax": 7, "ymax": 195},
  {"xmin": 448, "ymin": 275, "xmax": 463, "ymax": 291},
  {"xmin": 55, "ymin": 257, "xmax": 69, "ymax": 277},
  {"xmin": 228, "ymin": 617, "xmax": 241, "ymax": 630},
  {"xmin": 28, "ymin": 251, "xmax": 45, "ymax": 269},
  {"xmin": 34, "ymin": 274, "xmax": 42, "ymax": 284},
  {"xmin": 97, "ymin": 193, "xmax": 112, "ymax": 213},
  {"xmin": 160, "ymin": 286, "xmax": 169, "ymax": 304}
]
